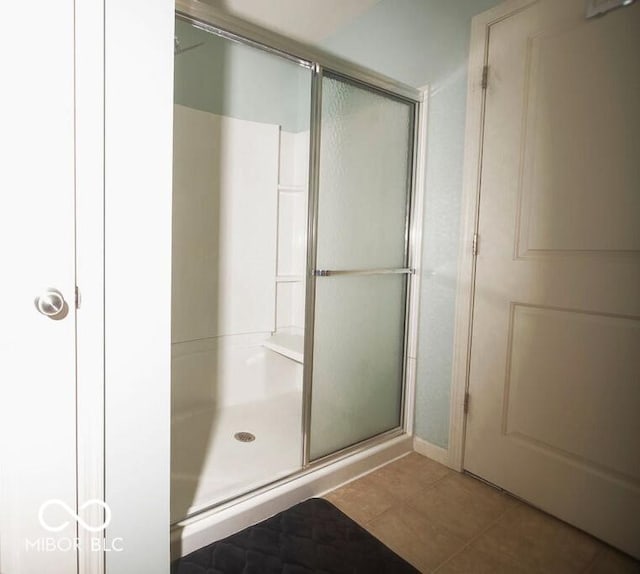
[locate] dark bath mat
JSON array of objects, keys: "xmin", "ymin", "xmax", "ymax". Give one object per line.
[{"xmin": 171, "ymin": 497, "xmax": 420, "ymax": 573}]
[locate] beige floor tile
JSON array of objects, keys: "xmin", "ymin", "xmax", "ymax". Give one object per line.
[
  {"xmin": 373, "ymin": 453, "xmax": 451, "ymax": 503},
  {"xmin": 324, "ymin": 454, "xmax": 634, "ymax": 574},
  {"xmin": 366, "ymin": 502, "xmax": 467, "ymax": 573},
  {"xmin": 388, "ymin": 452, "xmax": 451, "ymax": 479},
  {"xmin": 435, "ymin": 546, "xmax": 533, "ymax": 574},
  {"xmin": 585, "ymin": 547, "xmax": 640, "ymax": 574},
  {"xmin": 324, "ymin": 472, "xmax": 396, "ymax": 526},
  {"xmin": 411, "ymin": 472, "xmax": 515, "ymax": 540},
  {"xmin": 473, "ymin": 503, "xmax": 602, "ymax": 574}
]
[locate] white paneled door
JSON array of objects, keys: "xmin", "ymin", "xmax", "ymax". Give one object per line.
[
  {"xmin": 464, "ymin": 0, "xmax": 640, "ymax": 558},
  {"xmin": 0, "ymin": 2, "xmax": 78, "ymax": 573}
]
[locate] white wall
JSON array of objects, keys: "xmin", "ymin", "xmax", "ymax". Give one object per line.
[
  {"xmin": 104, "ymin": 1, "xmax": 174, "ymax": 572},
  {"xmin": 321, "ymin": 0, "xmax": 503, "ymax": 448}
]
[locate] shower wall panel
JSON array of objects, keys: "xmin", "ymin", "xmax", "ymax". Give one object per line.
[
  {"xmin": 172, "ymin": 104, "xmax": 278, "ymax": 343},
  {"xmin": 172, "ymin": 105, "xmax": 282, "ymax": 416}
]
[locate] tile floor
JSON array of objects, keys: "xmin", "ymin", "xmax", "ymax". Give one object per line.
[{"xmin": 324, "ymin": 452, "xmax": 640, "ymax": 574}]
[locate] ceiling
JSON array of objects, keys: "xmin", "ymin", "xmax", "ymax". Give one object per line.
[{"xmin": 198, "ymin": 0, "xmax": 381, "ymax": 45}]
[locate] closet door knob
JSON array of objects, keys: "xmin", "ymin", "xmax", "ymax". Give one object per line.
[{"xmin": 34, "ymin": 288, "xmax": 68, "ymax": 320}]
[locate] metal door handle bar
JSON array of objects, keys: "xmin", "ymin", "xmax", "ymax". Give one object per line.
[{"xmin": 313, "ymin": 268, "xmax": 415, "ymax": 277}]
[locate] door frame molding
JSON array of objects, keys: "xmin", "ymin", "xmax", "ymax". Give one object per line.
[
  {"xmin": 449, "ymin": 0, "xmax": 538, "ymax": 471},
  {"xmin": 74, "ymin": 0, "xmax": 106, "ymax": 570},
  {"xmin": 406, "ymin": 84, "xmax": 430, "ymax": 441}
]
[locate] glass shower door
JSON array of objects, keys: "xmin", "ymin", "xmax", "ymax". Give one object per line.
[
  {"xmin": 308, "ymin": 73, "xmax": 415, "ymax": 461},
  {"xmin": 172, "ymin": 16, "xmax": 313, "ymax": 519}
]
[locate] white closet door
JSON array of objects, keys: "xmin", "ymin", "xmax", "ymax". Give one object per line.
[{"xmin": 0, "ymin": 2, "xmax": 78, "ymax": 573}]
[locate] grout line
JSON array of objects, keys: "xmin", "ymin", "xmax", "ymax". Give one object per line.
[
  {"xmin": 431, "ymin": 500, "xmax": 516, "ymax": 573},
  {"xmin": 429, "ymin": 469, "xmax": 455, "ymax": 489}
]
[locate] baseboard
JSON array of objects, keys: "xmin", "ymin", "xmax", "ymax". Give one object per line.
[
  {"xmin": 413, "ymin": 436, "xmax": 450, "ymax": 467},
  {"xmin": 171, "ymin": 434, "xmax": 413, "ymax": 559}
]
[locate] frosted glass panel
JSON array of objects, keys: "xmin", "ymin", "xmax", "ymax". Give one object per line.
[
  {"xmin": 309, "ymin": 76, "xmax": 413, "ymax": 460},
  {"xmin": 310, "ymin": 275, "xmax": 406, "ymax": 459},
  {"xmin": 316, "ymin": 76, "xmax": 413, "ymax": 269}
]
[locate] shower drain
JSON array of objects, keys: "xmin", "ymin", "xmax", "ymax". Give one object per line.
[{"xmin": 234, "ymin": 431, "xmax": 256, "ymax": 443}]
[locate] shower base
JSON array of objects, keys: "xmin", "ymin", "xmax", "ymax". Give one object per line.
[
  {"xmin": 171, "ymin": 389, "xmax": 303, "ymax": 523},
  {"xmin": 171, "ymin": 433, "xmax": 412, "ymax": 559}
]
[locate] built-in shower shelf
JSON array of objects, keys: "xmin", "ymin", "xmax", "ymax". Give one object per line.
[
  {"xmin": 276, "ymin": 274, "xmax": 304, "ymax": 283},
  {"xmin": 263, "ymin": 332, "xmax": 304, "ymax": 364},
  {"xmin": 277, "ymin": 184, "xmax": 305, "ymax": 193}
]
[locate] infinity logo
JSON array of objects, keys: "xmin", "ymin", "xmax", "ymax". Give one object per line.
[{"xmin": 38, "ymin": 499, "xmax": 112, "ymax": 533}]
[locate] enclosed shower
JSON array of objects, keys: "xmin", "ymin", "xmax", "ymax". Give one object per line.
[{"xmin": 171, "ymin": 9, "xmax": 420, "ymax": 529}]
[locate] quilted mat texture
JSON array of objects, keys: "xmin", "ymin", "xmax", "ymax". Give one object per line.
[{"xmin": 172, "ymin": 497, "xmax": 419, "ymax": 573}]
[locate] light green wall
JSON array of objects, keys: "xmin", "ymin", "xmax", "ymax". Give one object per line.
[
  {"xmin": 174, "ymin": 18, "xmax": 310, "ymax": 132},
  {"xmin": 321, "ymin": 0, "xmax": 502, "ymax": 448}
]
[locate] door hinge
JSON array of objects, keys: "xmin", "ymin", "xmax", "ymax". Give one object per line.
[
  {"xmin": 481, "ymin": 65, "xmax": 489, "ymax": 90},
  {"xmin": 75, "ymin": 286, "xmax": 81, "ymax": 310},
  {"xmin": 472, "ymin": 233, "xmax": 479, "ymax": 256},
  {"xmin": 464, "ymin": 391, "xmax": 470, "ymax": 414}
]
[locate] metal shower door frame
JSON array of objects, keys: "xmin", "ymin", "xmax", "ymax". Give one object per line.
[
  {"xmin": 302, "ymin": 68, "xmax": 419, "ymax": 466},
  {"xmin": 174, "ymin": 0, "xmax": 422, "ymax": 509}
]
